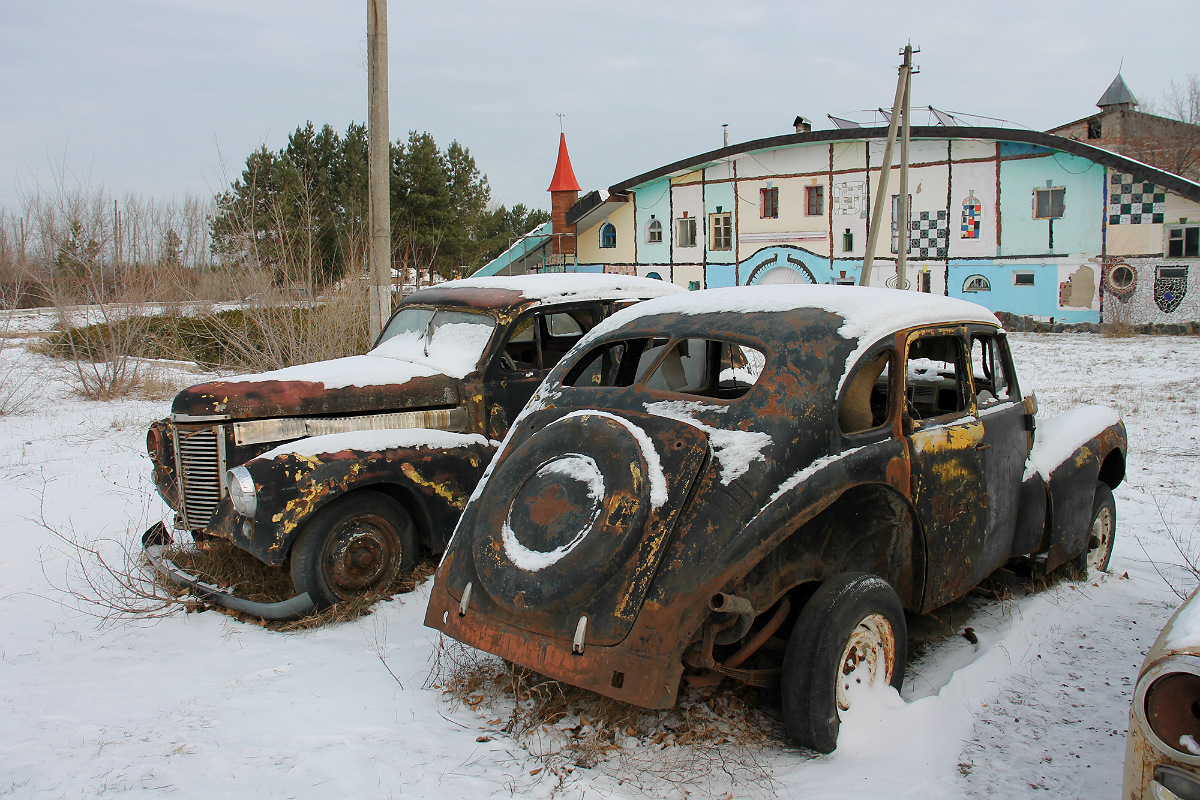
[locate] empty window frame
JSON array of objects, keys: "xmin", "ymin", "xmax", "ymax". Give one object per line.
[
  {"xmin": 600, "ymin": 222, "xmax": 617, "ymax": 249},
  {"xmin": 563, "ymin": 337, "xmax": 765, "ymax": 400},
  {"xmin": 1167, "ymin": 225, "xmax": 1200, "ymax": 258},
  {"xmin": 709, "ymin": 212, "xmax": 733, "ymax": 251},
  {"xmin": 805, "ymin": 185, "xmax": 825, "ymax": 216},
  {"xmin": 1013, "ymin": 272, "xmax": 1035, "ymax": 286},
  {"xmin": 1033, "ymin": 187, "xmax": 1065, "ymax": 219},
  {"xmin": 504, "ymin": 309, "xmax": 597, "ymax": 371},
  {"xmin": 761, "ymin": 187, "xmax": 779, "ymax": 219},
  {"xmin": 970, "ymin": 334, "xmax": 1013, "ymax": 406},
  {"xmin": 1087, "ymin": 118, "xmax": 1103, "ymax": 139},
  {"xmin": 646, "ymin": 218, "xmax": 663, "ymax": 244},
  {"xmin": 677, "ymin": 217, "xmax": 698, "ymax": 248},
  {"xmin": 905, "ymin": 334, "xmax": 968, "ymax": 420}
]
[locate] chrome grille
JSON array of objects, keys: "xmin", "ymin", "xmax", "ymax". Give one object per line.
[{"xmin": 175, "ymin": 423, "xmax": 226, "ymax": 530}]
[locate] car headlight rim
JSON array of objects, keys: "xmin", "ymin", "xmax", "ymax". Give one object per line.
[
  {"xmin": 1134, "ymin": 654, "xmax": 1200, "ymax": 765},
  {"xmin": 225, "ymin": 466, "xmax": 258, "ymax": 518}
]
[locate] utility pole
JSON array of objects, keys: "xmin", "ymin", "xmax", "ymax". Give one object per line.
[
  {"xmin": 367, "ymin": 0, "xmax": 391, "ymax": 339},
  {"xmin": 859, "ymin": 44, "xmax": 915, "ymax": 287},
  {"xmin": 896, "ymin": 45, "xmax": 913, "ymax": 288}
]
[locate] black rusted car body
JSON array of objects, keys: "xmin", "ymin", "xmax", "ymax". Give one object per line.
[
  {"xmin": 425, "ymin": 284, "xmax": 1127, "ymax": 751},
  {"xmin": 145, "ymin": 274, "xmax": 683, "ymax": 612}
]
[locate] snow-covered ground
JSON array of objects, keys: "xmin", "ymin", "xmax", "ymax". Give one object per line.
[{"xmin": 1, "ymin": 319, "xmax": 1196, "ymax": 799}]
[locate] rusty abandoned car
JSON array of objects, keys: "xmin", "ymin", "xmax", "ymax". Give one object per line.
[
  {"xmin": 1124, "ymin": 585, "xmax": 1200, "ymax": 800},
  {"xmin": 426, "ymin": 284, "xmax": 1128, "ymax": 752},
  {"xmin": 142, "ymin": 274, "xmax": 683, "ymax": 619}
]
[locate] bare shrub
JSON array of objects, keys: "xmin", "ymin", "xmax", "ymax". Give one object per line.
[
  {"xmin": 0, "ymin": 286, "xmax": 38, "ymax": 414},
  {"xmin": 427, "ymin": 639, "xmax": 781, "ymax": 797}
]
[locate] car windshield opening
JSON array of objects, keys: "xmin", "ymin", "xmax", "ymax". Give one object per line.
[{"xmin": 373, "ymin": 307, "xmax": 496, "ymax": 375}]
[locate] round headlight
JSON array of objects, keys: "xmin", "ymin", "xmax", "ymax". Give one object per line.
[
  {"xmin": 225, "ymin": 466, "xmax": 258, "ymax": 518},
  {"xmin": 1136, "ymin": 655, "xmax": 1200, "ymax": 762},
  {"xmin": 146, "ymin": 425, "xmax": 165, "ymax": 464}
]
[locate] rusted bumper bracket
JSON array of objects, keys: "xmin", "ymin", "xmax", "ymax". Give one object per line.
[{"xmin": 142, "ymin": 523, "xmax": 316, "ymax": 622}]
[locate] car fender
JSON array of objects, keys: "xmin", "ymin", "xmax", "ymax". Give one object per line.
[
  {"xmin": 207, "ymin": 429, "xmax": 497, "ymax": 565},
  {"xmin": 1023, "ymin": 406, "xmax": 1127, "ymax": 572}
]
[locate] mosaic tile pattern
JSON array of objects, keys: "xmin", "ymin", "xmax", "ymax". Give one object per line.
[
  {"xmin": 1155, "ymin": 268, "xmax": 1188, "ymax": 313},
  {"xmin": 961, "ymin": 193, "xmax": 981, "ymax": 239},
  {"xmin": 1109, "ymin": 171, "xmax": 1165, "ymax": 225},
  {"xmin": 911, "ymin": 210, "xmax": 949, "ymax": 258}
]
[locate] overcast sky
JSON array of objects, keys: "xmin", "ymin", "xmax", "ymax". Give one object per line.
[{"xmin": 2, "ymin": 0, "xmax": 1197, "ymax": 213}]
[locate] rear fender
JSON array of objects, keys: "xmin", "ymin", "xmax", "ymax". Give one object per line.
[
  {"xmin": 209, "ymin": 430, "xmax": 496, "ymax": 565},
  {"xmin": 1025, "ymin": 407, "xmax": 1127, "ymax": 572}
]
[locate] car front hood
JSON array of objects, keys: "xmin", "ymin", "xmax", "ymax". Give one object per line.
[{"xmin": 171, "ymin": 354, "xmax": 464, "ymax": 420}]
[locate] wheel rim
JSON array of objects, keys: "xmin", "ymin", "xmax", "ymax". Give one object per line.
[
  {"xmin": 836, "ymin": 613, "xmax": 897, "ymax": 711},
  {"xmin": 1087, "ymin": 505, "xmax": 1114, "ymax": 572},
  {"xmin": 322, "ymin": 512, "xmax": 402, "ymax": 597}
]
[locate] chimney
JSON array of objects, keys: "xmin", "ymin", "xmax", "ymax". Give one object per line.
[
  {"xmin": 547, "ymin": 133, "xmax": 581, "ymax": 257},
  {"xmin": 793, "ymin": 116, "xmax": 812, "ymax": 134}
]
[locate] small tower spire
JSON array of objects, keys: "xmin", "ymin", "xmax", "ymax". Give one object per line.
[
  {"xmin": 1097, "ymin": 73, "xmax": 1138, "ymax": 111},
  {"xmin": 547, "ymin": 133, "xmax": 581, "ymax": 258}
]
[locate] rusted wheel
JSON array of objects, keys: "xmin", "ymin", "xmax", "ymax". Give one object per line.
[
  {"xmin": 290, "ymin": 491, "xmax": 416, "ymax": 608},
  {"xmin": 781, "ymin": 573, "xmax": 906, "ymax": 753},
  {"xmin": 1073, "ymin": 482, "xmax": 1116, "ymax": 576}
]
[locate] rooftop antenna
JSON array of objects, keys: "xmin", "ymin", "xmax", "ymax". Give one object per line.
[
  {"xmin": 723, "ymin": 123, "xmax": 729, "ymax": 147},
  {"xmin": 557, "ymin": 113, "xmax": 565, "ymax": 132}
]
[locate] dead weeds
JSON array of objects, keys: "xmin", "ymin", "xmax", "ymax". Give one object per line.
[
  {"xmin": 158, "ymin": 538, "xmax": 441, "ymax": 631},
  {"xmin": 426, "ymin": 638, "xmax": 782, "ymax": 797}
]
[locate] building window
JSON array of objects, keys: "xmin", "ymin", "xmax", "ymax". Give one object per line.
[
  {"xmin": 1167, "ymin": 224, "xmax": 1200, "ymax": 258},
  {"xmin": 761, "ymin": 187, "xmax": 779, "ymax": 219},
  {"xmin": 677, "ymin": 217, "xmax": 697, "ymax": 248},
  {"xmin": 600, "ymin": 222, "xmax": 617, "ymax": 249},
  {"xmin": 646, "ymin": 271, "xmax": 662, "ymax": 281},
  {"xmin": 1033, "ymin": 187, "xmax": 1065, "ymax": 219},
  {"xmin": 1013, "ymin": 272, "xmax": 1035, "ymax": 286},
  {"xmin": 646, "ymin": 217, "xmax": 662, "ymax": 244},
  {"xmin": 709, "ymin": 212, "xmax": 732, "ymax": 251},
  {"xmin": 962, "ymin": 274, "xmax": 991, "ymax": 292},
  {"xmin": 805, "ymin": 185, "xmax": 825, "ymax": 216},
  {"xmin": 1087, "ymin": 118, "xmax": 1103, "ymax": 139}
]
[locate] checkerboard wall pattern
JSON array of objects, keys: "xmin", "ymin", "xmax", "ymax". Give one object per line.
[
  {"xmin": 910, "ymin": 210, "xmax": 949, "ymax": 258},
  {"xmin": 1108, "ymin": 171, "xmax": 1165, "ymax": 225}
]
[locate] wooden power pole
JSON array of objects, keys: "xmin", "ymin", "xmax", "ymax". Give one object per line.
[
  {"xmin": 367, "ymin": 0, "xmax": 391, "ymax": 338},
  {"xmin": 859, "ymin": 45, "xmax": 915, "ymax": 287}
]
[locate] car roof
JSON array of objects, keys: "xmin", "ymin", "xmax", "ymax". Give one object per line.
[
  {"xmin": 400, "ymin": 274, "xmax": 685, "ymax": 312},
  {"xmin": 587, "ymin": 283, "xmax": 1000, "ymax": 343}
]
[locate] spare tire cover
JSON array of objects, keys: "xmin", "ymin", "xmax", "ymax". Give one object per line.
[{"xmin": 471, "ymin": 412, "xmax": 651, "ymax": 610}]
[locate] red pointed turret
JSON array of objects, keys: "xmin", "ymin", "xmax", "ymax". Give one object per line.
[
  {"xmin": 548, "ymin": 133, "xmax": 580, "ymax": 257},
  {"xmin": 547, "ymin": 133, "xmax": 581, "ymax": 192}
]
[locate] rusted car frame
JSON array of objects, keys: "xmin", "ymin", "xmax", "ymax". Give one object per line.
[
  {"xmin": 426, "ymin": 285, "xmax": 1127, "ymax": 752},
  {"xmin": 144, "ymin": 275, "xmax": 683, "ymax": 617}
]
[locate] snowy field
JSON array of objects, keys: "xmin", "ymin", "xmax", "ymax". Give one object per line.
[{"xmin": 1, "ymin": 316, "xmax": 1197, "ymax": 799}]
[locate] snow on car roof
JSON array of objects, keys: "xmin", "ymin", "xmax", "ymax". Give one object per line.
[
  {"xmin": 579, "ymin": 284, "xmax": 1001, "ymax": 393},
  {"xmin": 436, "ymin": 273, "xmax": 685, "ymax": 304},
  {"xmin": 593, "ymin": 283, "xmax": 999, "ymax": 337}
]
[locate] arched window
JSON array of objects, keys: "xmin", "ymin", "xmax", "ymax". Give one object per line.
[
  {"xmin": 962, "ymin": 274, "xmax": 991, "ymax": 293},
  {"xmin": 646, "ymin": 218, "xmax": 662, "ymax": 244},
  {"xmin": 600, "ymin": 222, "xmax": 617, "ymax": 249},
  {"xmin": 646, "ymin": 271, "xmax": 662, "ymax": 281}
]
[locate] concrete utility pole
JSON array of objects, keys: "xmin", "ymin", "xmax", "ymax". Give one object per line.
[
  {"xmin": 860, "ymin": 44, "xmax": 915, "ymax": 287},
  {"xmin": 367, "ymin": 0, "xmax": 391, "ymax": 338}
]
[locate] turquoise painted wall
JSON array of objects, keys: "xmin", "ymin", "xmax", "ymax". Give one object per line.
[
  {"xmin": 706, "ymin": 263, "xmax": 738, "ymax": 288},
  {"xmin": 998, "ymin": 151, "xmax": 1104, "ymax": 258},
  {"xmin": 634, "ymin": 178, "xmax": 672, "ymax": 265},
  {"xmin": 704, "ymin": 181, "xmax": 737, "ymax": 264},
  {"xmin": 947, "ymin": 261, "xmax": 1096, "ymax": 323}
]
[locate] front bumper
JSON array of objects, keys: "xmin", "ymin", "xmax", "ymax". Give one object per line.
[{"xmin": 142, "ymin": 522, "xmax": 316, "ymax": 622}]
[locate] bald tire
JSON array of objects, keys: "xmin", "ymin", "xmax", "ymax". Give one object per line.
[{"xmin": 781, "ymin": 573, "xmax": 907, "ymax": 754}]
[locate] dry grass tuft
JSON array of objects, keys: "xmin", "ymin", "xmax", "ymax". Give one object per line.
[{"xmin": 427, "ymin": 639, "xmax": 782, "ymax": 797}]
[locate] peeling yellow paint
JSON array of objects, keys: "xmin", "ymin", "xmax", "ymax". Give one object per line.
[
  {"xmin": 401, "ymin": 462, "xmax": 465, "ymax": 508},
  {"xmin": 911, "ymin": 422, "xmax": 982, "ymax": 454}
]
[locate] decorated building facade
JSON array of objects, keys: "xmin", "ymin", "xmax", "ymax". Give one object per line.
[{"xmin": 481, "ymin": 127, "xmax": 1200, "ymax": 325}]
